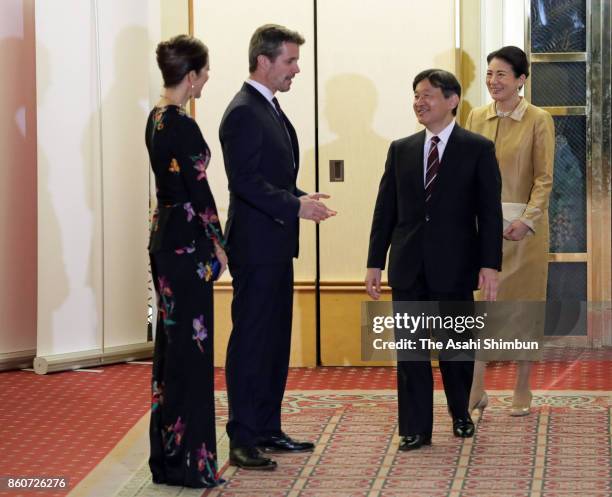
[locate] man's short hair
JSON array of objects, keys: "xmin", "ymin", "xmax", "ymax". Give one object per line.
[
  {"xmin": 249, "ymin": 24, "xmax": 305, "ymax": 73},
  {"xmin": 412, "ymin": 69, "xmax": 462, "ymax": 116}
]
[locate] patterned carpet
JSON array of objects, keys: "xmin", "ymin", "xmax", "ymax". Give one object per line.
[
  {"xmin": 110, "ymin": 390, "xmax": 612, "ymax": 497},
  {"xmin": 197, "ymin": 391, "xmax": 612, "ymax": 497},
  {"xmin": 0, "ymin": 364, "xmax": 611, "ymax": 497}
]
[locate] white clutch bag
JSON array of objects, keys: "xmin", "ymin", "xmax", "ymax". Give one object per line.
[{"xmin": 502, "ymin": 202, "xmax": 532, "ymax": 234}]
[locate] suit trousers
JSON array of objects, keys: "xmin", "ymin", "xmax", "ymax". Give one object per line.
[
  {"xmin": 392, "ymin": 271, "xmax": 474, "ymax": 437},
  {"xmin": 225, "ymin": 261, "xmax": 294, "ymax": 448}
]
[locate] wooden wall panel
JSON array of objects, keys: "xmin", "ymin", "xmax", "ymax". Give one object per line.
[{"xmin": 320, "ymin": 286, "xmax": 393, "ymax": 366}]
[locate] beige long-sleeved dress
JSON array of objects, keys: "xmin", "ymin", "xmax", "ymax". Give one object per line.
[{"xmin": 467, "ymin": 99, "xmax": 554, "ymax": 352}]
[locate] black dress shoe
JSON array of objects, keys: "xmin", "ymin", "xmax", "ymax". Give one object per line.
[
  {"xmin": 257, "ymin": 434, "xmax": 315, "ymax": 453},
  {"xmin": 453, "ymin": 417, "xmax": 475, "ymax": 438},
  {"xmin": 398, "ymin": 434, "xmax": 432, "ymax": 451},
  {"xmin": 229, "ymin": 447, "xmax": 277, "ymax": 470}
]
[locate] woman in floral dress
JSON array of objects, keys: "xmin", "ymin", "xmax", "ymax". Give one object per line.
[{"xmin": 146, "ymin": 34, "xmax": 227, "ymax": 488}]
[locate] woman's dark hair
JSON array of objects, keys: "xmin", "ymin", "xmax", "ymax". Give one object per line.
[
  {"xmin": 156, "ymin": 35, "xmax": 208, "ymax": 88},
  {"xmin": 412, "ymin": 69, "xmax": 462, "ymax": 116},
  {"xmin": 487, "ymin": 46, "xmax": 530, "ymax": 79}
]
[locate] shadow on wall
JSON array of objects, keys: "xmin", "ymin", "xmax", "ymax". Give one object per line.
[
  {"xmin": 81, "ymin": 25, "xmax": 150, "ymax": 347},
  {"xmin": 457, "ymin": 49, "xmax": 477, "ymax": 124},
  {"xmin": 0, "ymin": 35, "xmax": 41, "ymax": 354},
  {"xmin": 38, "ymin": 23, "xmax": 150, "ymax": 355},
  {"xmin": 314, "ymin": 72, "xmax": 389, "ymax": 241},
  {"xmin": 36, "ymin": 35, "xmax": 94, "ymax": 354},
  {"xmin": 304, "ymin": 73, "xmax": 389, "ymax": 364}
]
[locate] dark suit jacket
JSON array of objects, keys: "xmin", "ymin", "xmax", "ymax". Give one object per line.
[
  {"xmin": 219, "ymin": 83, "xmax": 306, "ymax": 265},
  {"xmin": 367, "ymin": 124, "xmax": 503, "ymax": 292}
]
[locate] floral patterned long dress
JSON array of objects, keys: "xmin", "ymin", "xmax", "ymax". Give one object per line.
[{"xmin": 145, "ymin": 105, "xmax": 225, "ymax": 488}]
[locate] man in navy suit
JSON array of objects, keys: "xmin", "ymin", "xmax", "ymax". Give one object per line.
[
  {"xmin": 219, "ymin": 24, "xmax": 335, "ymax": 470},
  {"xmin": 365, "ymin": 69, "xmax": 503, "ymax": 451}
]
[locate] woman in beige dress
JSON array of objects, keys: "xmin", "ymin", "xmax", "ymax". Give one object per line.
[{"xmin": 465, "ymin": 46, "xmax": 555, "ymax": 416}]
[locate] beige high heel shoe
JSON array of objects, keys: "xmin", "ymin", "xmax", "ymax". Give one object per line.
[
  {"xmin": 470, "ymin": 391, "xmax": 489, "ymax": 415},
  {"xmin": 510, "ymin": 391, "xmax": 533, "ymax": 417}
]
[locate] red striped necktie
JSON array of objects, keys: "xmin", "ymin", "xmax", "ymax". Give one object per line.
[{"xmin": 425, "ymin": 136, "xmax": 440, "ymax": 202}]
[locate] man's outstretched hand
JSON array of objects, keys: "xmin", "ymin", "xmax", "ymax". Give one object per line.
[{"xmin": 298, "ymin": 193, "xmax": 337, "ymax": 222}]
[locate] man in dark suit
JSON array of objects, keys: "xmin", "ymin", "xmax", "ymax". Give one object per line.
[
  {"xmin": 365, "ymin": 69, "xmax": 502, "ymax": 451},
  {"xmin": 219, "ymin": 24, "xmax": 335, "ymax": 470}
]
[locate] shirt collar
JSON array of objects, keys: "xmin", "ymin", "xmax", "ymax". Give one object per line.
[
  {"xmin": 246, "ymin": 79, "xmax": 275, "ymax": 104},
  {"xmin": 485, "ymin": 97, "xmax": 528, "ymax": 121},
  {"xmin": 425, "ymin": 119, "xmax": 455, "ymax": 145}
]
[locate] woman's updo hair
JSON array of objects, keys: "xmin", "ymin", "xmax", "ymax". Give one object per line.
[{"xmin": 156, "ymin": 35, "xmax": 208, "ymax": 88}]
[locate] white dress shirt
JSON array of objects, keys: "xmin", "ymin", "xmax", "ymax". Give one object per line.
[{"xmin": 246, "ymin": 79, "xmax": 277, "ymax": 112}]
